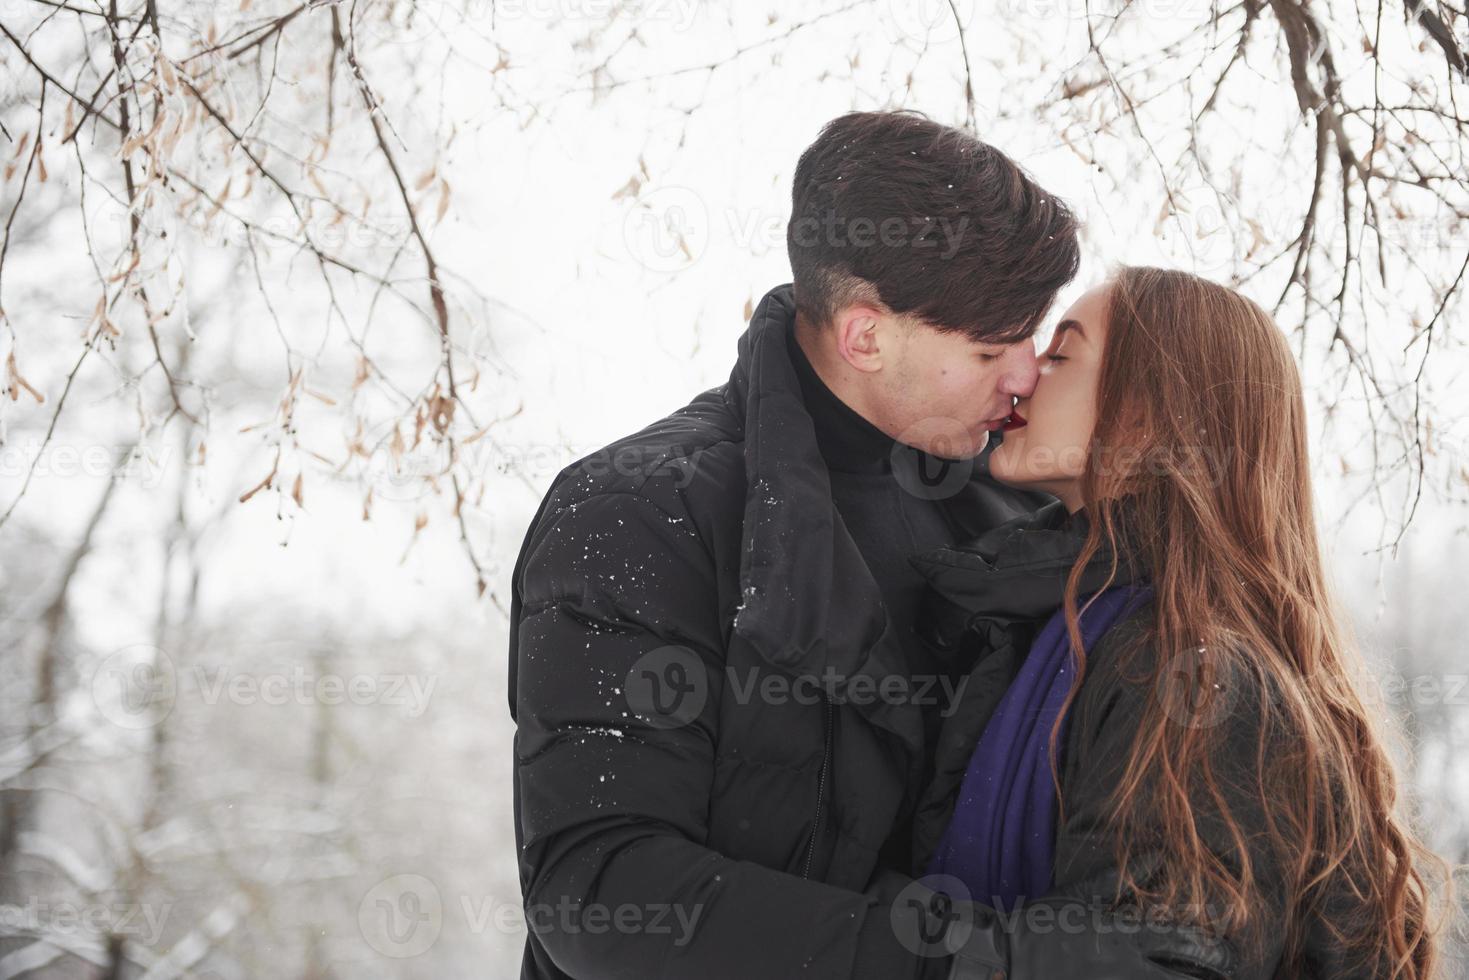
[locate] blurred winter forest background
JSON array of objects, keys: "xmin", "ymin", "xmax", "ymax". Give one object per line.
[{"xmin": 1, "ymin": 0, "xmax": 1467, "ymax": 976}]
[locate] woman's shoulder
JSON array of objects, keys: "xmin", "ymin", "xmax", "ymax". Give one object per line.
[
  {"xmin": 1075, "ymin": 597, "xmax": 1154, "ymax": 692},
  {"xmin": 1071, "ymin": 600, "xmax": 1283, "ymax": 756}
]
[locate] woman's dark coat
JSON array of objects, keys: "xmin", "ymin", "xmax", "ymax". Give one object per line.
[{"xmin": 908, "ymin": 500, "xmax": 1383, "ymax": 979}]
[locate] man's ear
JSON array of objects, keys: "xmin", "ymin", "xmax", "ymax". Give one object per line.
[{"xmin": 831, "ymin": 305, "xmax": 890, "ymax": 374}]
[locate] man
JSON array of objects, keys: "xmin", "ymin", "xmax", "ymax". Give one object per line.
[{"xmin": 508, "ymin": 111, "xmax": 1206, "ymax": 979}]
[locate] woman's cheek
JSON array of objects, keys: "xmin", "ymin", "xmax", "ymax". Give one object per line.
[{"xmin": 990, "ymin": 437, "xmax": 1021, "ymax": 481}]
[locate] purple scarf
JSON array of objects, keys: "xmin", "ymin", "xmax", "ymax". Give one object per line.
[{"xmin": 925, "ymin": 582, "xmax": 1154, "ymax": 910}]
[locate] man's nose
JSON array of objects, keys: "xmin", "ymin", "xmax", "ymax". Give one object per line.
[{"xmin": 997, "ymin": 341, "xmax": 1039, "ymax": 399}]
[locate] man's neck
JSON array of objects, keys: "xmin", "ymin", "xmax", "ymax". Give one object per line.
[
  {"xmin": 791, "ymin": 315, "xmax": 885, "ymax": 432},
  {"xmin": 788, "ymin": 316, "xmax": 899, "ymax": 475}
]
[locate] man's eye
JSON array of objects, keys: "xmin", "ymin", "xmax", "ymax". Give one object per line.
[{"xmin": 978, "ymin": 353, "xmax": 1000, "ymax": 362}]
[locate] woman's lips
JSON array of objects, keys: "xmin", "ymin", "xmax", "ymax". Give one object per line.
[{"xmin": 1002, "ymin": 410, "xmax": 1028, "ymax": 432}]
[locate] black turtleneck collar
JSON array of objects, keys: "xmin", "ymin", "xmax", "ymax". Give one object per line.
[{"xmin": 785, "ymin": 322, "xmax": 905, "ymax": 475}]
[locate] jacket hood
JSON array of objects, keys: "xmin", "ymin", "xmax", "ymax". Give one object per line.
[{"xmin": 908, "ymin": 499, "xmax": 1148, "ymax": 654}]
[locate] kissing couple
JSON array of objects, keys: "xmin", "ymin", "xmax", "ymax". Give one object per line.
[{"xmin": 508, "ymin": 110, "xmax": 1448, "ymax": 979}]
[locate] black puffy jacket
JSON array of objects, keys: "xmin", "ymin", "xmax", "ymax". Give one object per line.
[{"xmin": 508, "ymin": 283, "xmax": 1256, "ymax": 979}]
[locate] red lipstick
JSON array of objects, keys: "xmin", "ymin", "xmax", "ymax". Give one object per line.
[{"xmin": 1002, "ymin": 410, "xmax": 1028, "ymax": 432}]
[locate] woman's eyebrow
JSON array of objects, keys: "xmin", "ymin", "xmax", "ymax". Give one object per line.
[{"xmin": 1054, "ymin": 318, "xmax": 1085, "ymax": 340}]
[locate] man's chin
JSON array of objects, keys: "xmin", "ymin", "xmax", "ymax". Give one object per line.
[{"xmin": 915, "ymin": 432, "xmax": 988, "ymax": 461}]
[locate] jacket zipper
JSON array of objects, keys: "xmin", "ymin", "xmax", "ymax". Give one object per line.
[{"xmin": 800, "ymin": 693, "xmax": 834, "ymax": 879}]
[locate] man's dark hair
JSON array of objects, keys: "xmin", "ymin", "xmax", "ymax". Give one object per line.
[{"xmin": 786, "ymin": 110, "xmax": 1080, "ymax": 344}]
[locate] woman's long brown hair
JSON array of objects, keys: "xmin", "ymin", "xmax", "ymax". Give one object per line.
[{"xmin": 1046, "ymin": 266, "xmax": 1456, "ymax": 977}]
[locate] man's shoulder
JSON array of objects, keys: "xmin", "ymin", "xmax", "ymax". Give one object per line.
[{"xmin": 533, "ymin": 384, "xmax": 746, "ymax": 538}]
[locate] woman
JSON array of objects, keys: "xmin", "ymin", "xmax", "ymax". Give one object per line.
[{"xmin": 906, "ymin": 267, "xmax": 1454, "ymax": 978}]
